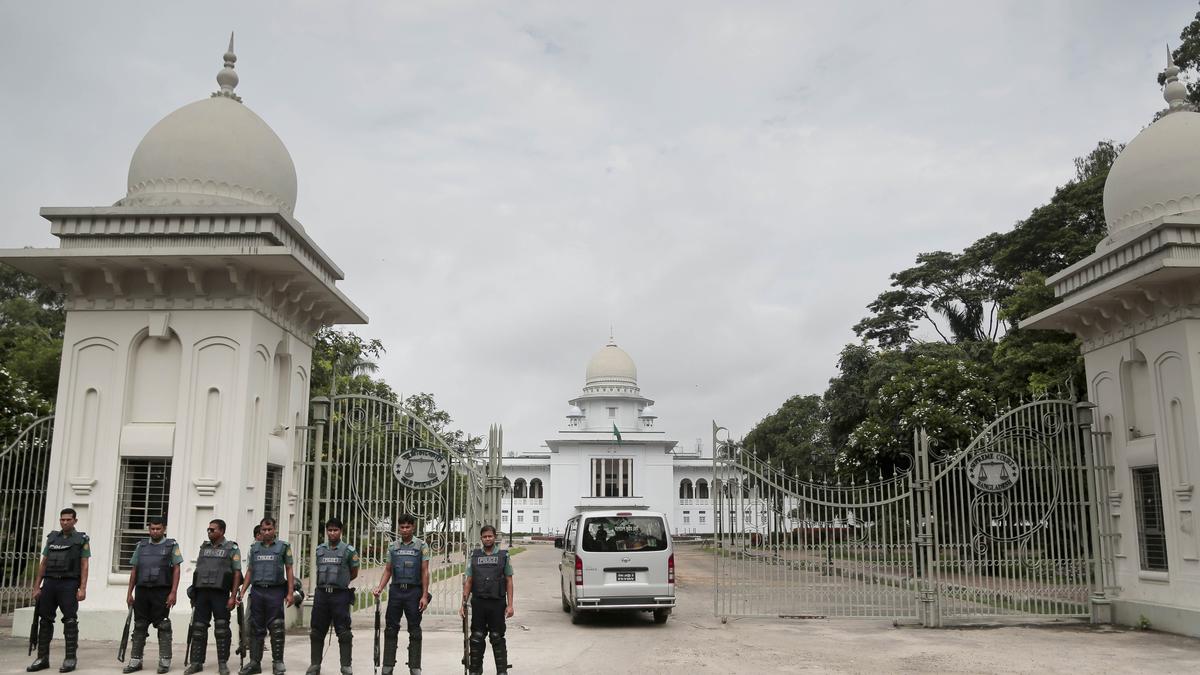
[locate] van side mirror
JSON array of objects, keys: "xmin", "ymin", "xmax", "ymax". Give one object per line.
[{"xmin": 554, "ymin": 537, "xmax": 564, "ymax": 549}]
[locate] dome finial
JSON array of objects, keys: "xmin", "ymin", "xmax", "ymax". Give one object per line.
[
  {"xmin": 213, "ymin": 31, "xmax": 243, "ymax": 103},
  {"xmin": 1162, "ymin": 43, "xmax": 1191, "ymax": 115}
]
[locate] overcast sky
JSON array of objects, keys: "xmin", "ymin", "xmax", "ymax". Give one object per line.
[{"xmin": 1, "ymin": 2, "xmax": 1195, "ymax": 453}]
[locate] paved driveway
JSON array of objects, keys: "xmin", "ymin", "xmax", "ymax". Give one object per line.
[{"xmin": 4, "ymin": 541, "xmax": 1200, "ymax": 674}]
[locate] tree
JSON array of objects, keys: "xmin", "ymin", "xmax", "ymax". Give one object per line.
[
  {"xmin": 311, "ymin": 328, "xmax": 393, "ymax": 401},
  {"xmin": 742, "ymin": 395, "xmax": 833, "ymax": 478},
  {"xmin": 0, "ymin": 266, "xmax": 63, "ymax": 441},
  {"xmin": 840, "ymin": 344, "xmax": 998, "ymax": 476},
  {"xmin": 1166, "ymin": 4, "xmax": 1200, "ymax": 108}
]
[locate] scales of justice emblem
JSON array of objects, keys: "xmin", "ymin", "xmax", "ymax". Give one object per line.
[
  {"xmin": 965, "ymin": 451, "xmax": 1020, "ymax": 493},
  {"xmin": 393, "ymin": 447, "xmax": 450, "ymax": 490}
]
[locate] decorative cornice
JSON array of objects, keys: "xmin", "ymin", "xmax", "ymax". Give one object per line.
[{"xmin": 121, "ymin": 177, "xmax": 292, "ymax": 214}]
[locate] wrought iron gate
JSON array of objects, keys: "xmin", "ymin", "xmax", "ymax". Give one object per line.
[
  {"xmin": 299, "ymin": 395, "xmax": 501, "ymax": 616},
  {"xmin": 0, "ymin": 415, "xmax": 54, "ymax": 616},
  {"xmin": 713, "ymin": 399, "xmax": 1106, "ymax": 626}
]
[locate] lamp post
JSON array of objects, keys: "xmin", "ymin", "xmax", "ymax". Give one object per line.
[
  {"xmin": 308, "ymin": 396, "xmax": 330, "ymax": 607},
  {"xmin": 508, "ymin": 483, "xmax": 515, "ymax": 547}
]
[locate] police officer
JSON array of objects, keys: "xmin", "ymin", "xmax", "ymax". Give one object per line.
[
  {"xmin": 237, "ymin": 518, "xmax": 294, "ymax": 675},
  {"xmin": 372, "ymin": 514, "xmax": 429, "ymax": 675},
  {"xmin": 460, "ymin": 525, "xmax": 514, "ymax": 675},
  {"xmin": 184, "ymin": 519, "xmax": 242, "ymax": 675},
  {"xmin": 306, "ymin": 518, "xmax": 359, "ymax": 675},
  {"xmin": 124, "ymin": 516, "xmax": 184, "ymax": 674},
  {"xmin": 27, "ymin": 508, "xmax": 90, "ymax": 673}
]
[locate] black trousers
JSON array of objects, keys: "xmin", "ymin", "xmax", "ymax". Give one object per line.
[
  {"xmin": 384, "ymin": 585, "xmax": 422, "ymax": 636},
  {"xmin": 133, "ymin": 586, "xmax": 171, "ymax": 625},
  {"xmin": 36, "ymin": 577, "xmax": 80, "ymax": 622},
  {"xmin": 470, "ymin": 597, "xmax": 506, "ymax": 638},
  {"xmin": 310, "ymin": 588, "xmax": 352, "ymax": 638},
  {"xmin": 248, "ymin": 586, "xmax": 286, "ymax": 637},
  {"xmin": 193, "ymin": 588, "xmax": 232, "ymax": 624}
]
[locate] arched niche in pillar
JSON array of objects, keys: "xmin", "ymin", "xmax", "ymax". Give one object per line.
[
  {"xmin": 1120, "ymin": 349, "xmax": 1154, "ymax": 441},
  {"xmin": 126, "ymin": 328, "xmax": 182, "ymax": 424}
]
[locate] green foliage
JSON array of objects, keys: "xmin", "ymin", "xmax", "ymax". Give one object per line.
[
  {"xmin": 742, "ymin": 395, "xmax": 833, "ymax": 478},
  {"xmin": 0, "ymin": 266, "xmax": 62, "ymax": 441},
  {"xmin": 1166, "ymin": 4, "xmax": 1200, "ymax": 108},
  {"xmin": 312, "ymin": 328, "xmax": 393, "ymax": 400},
  {"xmin": 840, "ymin": 344, "xmax": 997, "ymax": 474}
]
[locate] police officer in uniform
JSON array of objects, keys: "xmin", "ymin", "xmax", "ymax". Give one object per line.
[
  {"xmin": 184, "ymin": 519, "xmax": 242, "ymax": 675},
  {"xmin": 306, "ymin": 518, "xmax": 359, "ymax": 675},
  {"xmin": 460, "ymin": 525, "xmax": 514, "ymax": 675},
  {"xmin": 237, "ymin": 518, "xmax": 294, "ymax": 675},
  {"xmin": 27, "ymin": 508, "xmax": 90, "ymax": 673},
  {"xmin": 372, "ymin": 514, "xmax": 430, "ymax": 675},
  {"xmin": 124, "ymin": 516, "xmax": 184, "ymax": 674}
]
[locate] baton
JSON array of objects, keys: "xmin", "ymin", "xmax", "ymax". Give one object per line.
[{"xmin": 117, "ymin": 606, "xmax": 134, "ymax": 662}]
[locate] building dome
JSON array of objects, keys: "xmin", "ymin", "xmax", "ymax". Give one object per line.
[
  {"xmin": 585, "ymin": 340, "xmax": 637, "ymax": 386},
  {"xmin": 1103, "ymin": 56, "xmax": 1200, "ymax": 237},
  {"xmin": 118, "ymin": 36, "xmax": 298, "ymax": 214}
]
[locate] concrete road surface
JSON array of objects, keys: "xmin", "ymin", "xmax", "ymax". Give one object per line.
[{"xmin": 4, "ymin": 541, "xmax": 1200, "ymax": 674}]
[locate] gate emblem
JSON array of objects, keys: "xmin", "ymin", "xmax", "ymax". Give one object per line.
[
  {"xmin": 966, "ymin": 451, "xmax": 1020, "ymax": 492},
  {"xmin": 393, "ymin": 447, "xmax": 450, "ymax": 490}
]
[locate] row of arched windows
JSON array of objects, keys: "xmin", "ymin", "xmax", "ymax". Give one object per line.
[
  {"xmin": 679, "ymin": 478, "xmax": 710, "ymax": 499},
  {"xmin": 507, "ymin": 477, "xmax": 544, "ymax": 499}
]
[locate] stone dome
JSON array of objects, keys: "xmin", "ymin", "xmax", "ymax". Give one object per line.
[
  {"xmin": 585, "ymin": 340, "xmax": 637, "ymax": 386},
  {"xmin": 1103, "ymin": 57, "xmax": 1200, "ymax": 237},
  {"xmin": 118, "ymin": 37, "xmax": 298, "ymax": 214}
]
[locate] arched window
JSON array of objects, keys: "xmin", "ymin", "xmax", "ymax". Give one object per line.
[
  {"xmin": 503, "ymin": 477, "xmax": 511, "ymax": 492},
  {"xmin": 679, "ymin": 479, "xmax": 693, "ymax": 499},
  {"xmin": 696, "ymin": 479, "xmax": 709, "ymax": 500},
  {"xmin": 529, "ymin": 478, "xmax": 543, "ymax": 499},
  {"xmin": 514, "ymin": 478, "xmax": 527, "ymax": 498}
]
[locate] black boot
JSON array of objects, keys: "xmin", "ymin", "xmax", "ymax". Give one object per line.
[
  {"xmin": 304, "ymin": 630, "xmax": 322, "ymax": 675},
  {"xmin": 238, "ymin": 637, "xmax": 263, "ymax": 675},
  {"xmin": 156, "ymin": 618, "xmax": 174, "ymax": 673},
  {"xmin": 381, "ymin": 628, "xmax": 398, "ymax": 675},
  {"xmin": 467, "ymin": 631, "xmax": 485, "ymax": 675},
  {"xmin": 184, "ymin": 622, "xmax": 209, "ymax": 674},
  {"xmin": 59, "ymin": 618, "xmax": 79, "ymax": 673},
  {"xmin": 335, "ymin": 628, "xmax": 353, "ymax": 675},
  {"xmin": 125, "ymin": 621, "xmax": 150, "ymax": 673},
  {"xmin": 267, "ymin": 620, "xmax": 286, "ymax": 675},
  {"xmin": 26, "ymin": 618, "xmax": 53, "ymax": 672},
  {"xmin": 491, "ymin": 633, "xmax": 510, "ymax": 675},
  {"xmin": 212, "ymin": 619, "xmax": 232, "ymax": 675},
  {"xmin": 405, "ymin": 634, "xmax": 421, "ymax": 675}
]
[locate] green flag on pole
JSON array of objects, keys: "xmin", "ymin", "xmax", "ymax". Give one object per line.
[{"xmin": 612, "ymin": 423, "xmax": 622, "ymax": 444}]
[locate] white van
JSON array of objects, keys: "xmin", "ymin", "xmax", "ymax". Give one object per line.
[{"xmin": 554, "ymin": 510, "xmax": 675, "ymax": 624}]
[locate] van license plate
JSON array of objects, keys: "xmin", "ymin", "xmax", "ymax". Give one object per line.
[{"xmin": 616, "ymin": 572, "xmax": 636, "ymax": 581}]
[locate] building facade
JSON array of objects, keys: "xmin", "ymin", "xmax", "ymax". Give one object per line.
[
  {"xmin": 0, "ymin": 39, "xmax": 365, "ymax": 639},
  {"xmin": 499, "ymin": 340, "xmax": 717, "ymax": 535}
]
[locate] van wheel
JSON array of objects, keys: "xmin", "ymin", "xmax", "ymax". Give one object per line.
[
  {"xmin": 570, "ymin": 604, "xmax": 585, "ymax": 625},
  {"xmin": 561, "ymin": 590, "xmax": 570, "ymax": 613},
  {"xmin": 653, "ymin": 609, "xmax": 670, "ymax": 624}
]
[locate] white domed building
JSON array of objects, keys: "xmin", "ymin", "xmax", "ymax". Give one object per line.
[
  {"xmin": 0, "ymin": 37, "xmax": 365, "ymax": 639},
  {"xmin": 1025, "ymin": 54, "xmax": 1200, "ymax": 636},
  {"xmin": 498, "ymin": 340, "xmax": 716, "ymax": 536}
]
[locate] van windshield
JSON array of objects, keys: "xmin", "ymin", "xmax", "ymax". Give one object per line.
[{"xmin": 581, "ymin": 516, "xmax": 667, "ymax": 552}]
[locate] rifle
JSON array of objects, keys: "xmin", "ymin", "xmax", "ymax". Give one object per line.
[
  {"xmin": 183, "ymin": 601, "xmax": 197, "ymax": 666},
  {"xmin": 117, "ymin": 606, "xmax": 134, "ymax": 662},
  {"xmin": 461, "ymin": 596, "xmax": 470, "ymax": 675},
  {"xmin": 236, "ymin": 595, "xmax": 247, "ymax": 668},
  {"xmin": 28, "ymin": 609, "xmax": 39, "ymax": 657},
  {"xmin": 372, "ymin": 593, "xmax": 381, "ymax": 675}
]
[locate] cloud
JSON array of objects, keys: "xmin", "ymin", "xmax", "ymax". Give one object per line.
[{"xmin": 1, "ymin": 1, "xmax": 1196, "ymax": 452}]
